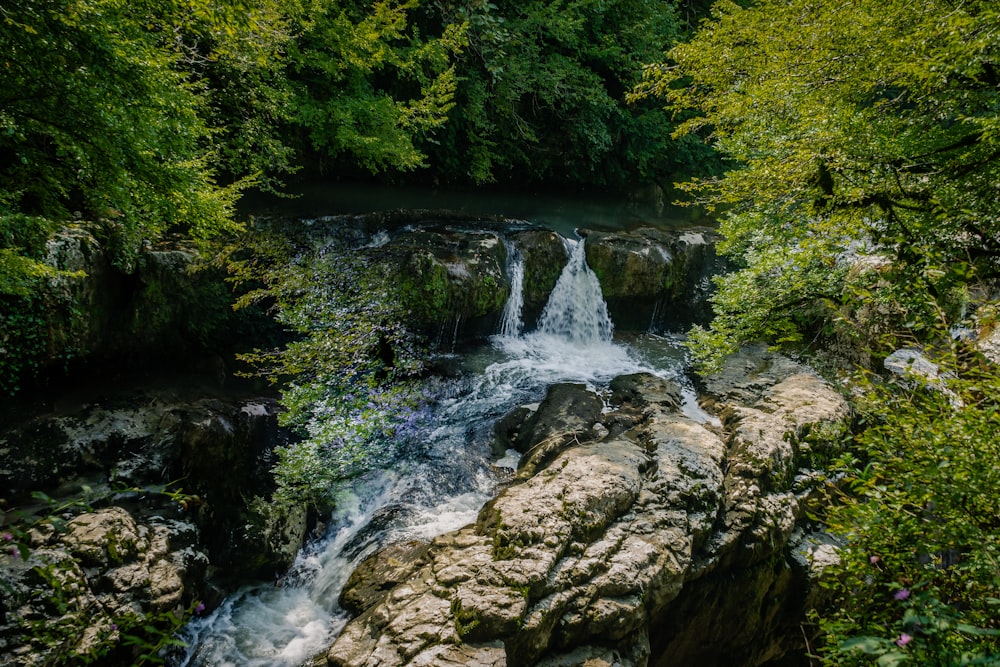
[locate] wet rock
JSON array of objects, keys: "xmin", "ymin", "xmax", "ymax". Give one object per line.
[
  {"xmin": 3, "ymin": 223, "xmax": 240, "ymax": 396},
  {"xmin": 321, "ymin": 352, "xmax": 849, "ymax": 667},
  {"xmin": 373, "ymin": 228, "xmax": 509, "ymax": 342},
  {"xmin": 340, "ymin": 540, "xmax": 433, "ymax": 616},
  {"xmin": 508, "ymin": 230, "xmax": 568, "ymax": 330},
  {"xmin": 508, "ymin": 383, "xmax": 606, "ymax": 479},
  {"xmin": 582, "ymin": 226, "xmax": 722, "ymax": 330},
  {"xmin": 0, "ymin": 392, "xmax": 302, "ymax": 577},
  {"xmin": 609, "ymin": 373, "xmax": 683, "ymax": 414}
]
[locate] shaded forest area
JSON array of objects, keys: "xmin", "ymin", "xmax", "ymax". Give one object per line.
[{"xmin": 3, "ymin": 0, "xmax": 1000, "ymax": 665}]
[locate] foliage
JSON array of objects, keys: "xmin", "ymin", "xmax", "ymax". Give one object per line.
[
  {"xmin": 0, "ymin": 0, "xmax": 263, "ymax": 274},
  {"xmin": 288, "ymin": 0, "xmax": 466, "ymax": 173},
  {"xmin": 230, "ymin": 230, "xmax": 434, "ymax": 511},
  {"xmin": 639, "ymin": 0, "xmax": 1000, "ymax": 367},
  {"xmin": 815, "ymin": 356, "xmax": 1000, "ymax": 665},
  {"xmin": 424, "ymin": 0, "xmax": 709, "ymax": 186}
]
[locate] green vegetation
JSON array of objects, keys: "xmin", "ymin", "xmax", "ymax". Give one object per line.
[
  {"xmin": 229, "ymin": 230, "xmax": 434, "ymax": 512},
  {"xmin": 640, "ymin": 0, "xmax": 1000, "ymax": 367},
  {"xmin": 639, "ymin": 0, "xmax": 1000, "ymax": 662},
  {"xmin": 817, "ymin": 362, "xmax": 1000, "ymax": 665},
  {"xmin": 422, "ymin": 0, "xmax": 713, "ymax": 187},
  {"xmin": 6, "ymin": 0, "xmax": 1000, "ymax": 663}
]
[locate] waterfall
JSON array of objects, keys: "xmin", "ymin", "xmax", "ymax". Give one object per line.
[
  {"xmin": 497, "ymin": 243, "xmax": 525, "ymax": 339},
  {"xmin": 175, "ymin": 233, "xmax": 703, "ymax": 667},
  {"xmin": 535, "ymin": 237, "xmax": 613, "ymax": 344}
]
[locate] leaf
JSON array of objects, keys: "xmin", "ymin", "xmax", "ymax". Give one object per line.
[
  {"xmin": 841, "ymin": 636, "xmax": 891, "ymax": 654},
  {"xmin": 877, "ymin": 652, "xmax": 909, "ymax": 667}
]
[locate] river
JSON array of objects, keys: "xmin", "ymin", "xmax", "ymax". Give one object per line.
[{"xmin": 174, "ymin": 198, "xmax": 712, "ymax": 666}]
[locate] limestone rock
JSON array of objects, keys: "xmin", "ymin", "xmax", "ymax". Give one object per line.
[
  {"xmin": 374, "ymin": 228, "xmax": 509, "ymax": 340},
  {"xmin": 509, "ymin": 383, "xmax": 605, "ymax": 479},
  {"xmin": 340, "ymin": 540, "xmax": 432, "ymax": 616},
  {"xmin": 0, "ymin": 507, "xmax": 208, "ymax": 666},
  {"xmin": 582, "ymin": 226, "xmax": 722, "ymax": 329},
  {"xmin": 508, "ymin": 230, "xmax": 568, "ymax": 330},
  {"xmin": 323, "ymin": 354, "xmax": 850, "ymax": 667}
]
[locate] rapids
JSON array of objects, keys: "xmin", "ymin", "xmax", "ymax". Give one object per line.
[{"xmin": 173, "ymin": 234, "xmax": 710, "ymax": 666}]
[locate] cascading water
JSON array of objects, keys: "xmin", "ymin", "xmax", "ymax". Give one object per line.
[
  {"xmin": 535, "ymin": 237, "xmax": 613, "ymax": 344},
  {"xmin": 497, "ymin": 243, "xmax": 525, "ymax": 339},
  {"xmin": 174, "ymin": 233, "xmax": 709, "ymax": 667}
]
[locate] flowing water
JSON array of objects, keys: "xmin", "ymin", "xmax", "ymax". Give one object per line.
[{"xmin": 174, "ymin": 234, "xmax": 710, "ymax": 666}]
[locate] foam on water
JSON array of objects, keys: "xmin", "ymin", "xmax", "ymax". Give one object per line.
[{"xmin": 175, "ymin": 233, "xmax": 705, "ymax": 666}]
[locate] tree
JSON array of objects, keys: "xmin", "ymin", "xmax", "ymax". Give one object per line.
[
  {"xmin": 288, "ymin": 0, "xmax": 465, "ymax": 173},
  {"xmin": 638, "ymin": 0, "xmax": 1000, "ymax": 365},
  {"xmin": 640, "ymin": 1, "xmax": 1000, "ymax": 662},
  {"xmin": 423, "ymin": 0, "xmax": 704, "ymax": 187},
  {"xmin": 0, "ymin": 0, "xmax": 281, "ymax": 276}
]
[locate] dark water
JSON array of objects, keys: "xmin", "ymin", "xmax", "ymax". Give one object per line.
[{"xmin": 239, "ymin": 179, "xmax": 707, "ymax": 237}]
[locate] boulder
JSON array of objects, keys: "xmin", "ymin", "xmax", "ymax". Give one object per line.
[
  {"xmin": 582, "ymin": 226, "xmax": 722, "ymax": 330},
  {"xmin": 2, "ymin": 223, "xmax": 242, "ymax": 397},
  {"xmin": 322, "ymin": 351, "xmax": 850, "ymax": 667},
  {"xmin": 372, "ymin": 228, "xmax": 509, "ymax": 344},
  {"xmin": 508, "ymin": 230, "xmax": 568, "ymax": 330},
  {"xmin": 499, "ymin": 383, "xmax": 606, "ymax": 479},
  {"xmin": 0, "ymin": 506, "xmax": 208, "ymax": 667},
  {"xmin": 0, "ymin": 392, "xmax": 303, "ymax": 577}
]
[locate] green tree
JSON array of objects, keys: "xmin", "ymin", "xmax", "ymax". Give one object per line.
[
  {"xmin": 288, "ymin": 0, "xmax": 465, "ymax": 173},
  {"xmin": 0, "ymin": 0, "xmax": 267, "ymax": 276},
  {"xmin": 425, "ymin": 0, "xmax": 702, "ymax": 187},
  {"xmin": 639, "ymin": 0, "xmax": 1000, "ymax": 365},
  {"xmin": 640, "ymin": 1, "xmax": 1000, "ymax": 662},
  {"xmin": 229, "ymin": 228, "xmax": 432, "ymax": 512}
]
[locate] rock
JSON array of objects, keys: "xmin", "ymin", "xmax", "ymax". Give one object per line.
[
  {"xmin": 510, "ymin": 383, "xmax": 605, "ymax": 479},
  {"xmin": 609, "ymin": 373, "xmax": 683, "ymax": 414},
  {"xmin": 0, "ymin": 392, "xmax": 302, "ymax": 577},
  {"xmin": 582, "ymin": 226, "xmax": 722, "ymax": 330},
  {"xmin": 340, "ymin": 541, "xmax": 432, "ymax": 616},
  {"xmin": 0, "ymin": 506, "xmax": 208, "ymax": 666},
  {"xmin": 976, "ymin": 326, "xmax": 1000, "ymax": 365},
  {"xmin": 322, "ymin": 353, "xmax": 850, "ymax": 666},
  {"xmin": 374, "ymin": 228, "xmax": 509, "ymax": 343},
  {"xmin": 2, "ymin": 222, "xmax": 242, "ymax": 396}
]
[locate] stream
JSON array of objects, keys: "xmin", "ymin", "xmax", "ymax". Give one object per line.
[{"xmin": 174, "ymin": 234, "xmax": 709, "ymax": 666}]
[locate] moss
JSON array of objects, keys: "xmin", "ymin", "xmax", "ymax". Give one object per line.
[{"xmin": 452, "ymin": 598, "xmax": 481, "ymax": 638}]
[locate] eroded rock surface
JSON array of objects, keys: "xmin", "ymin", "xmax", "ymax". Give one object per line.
[
  {"xmin": 583, "ymin": 226, "xmax": 723, "ymax": 329},
  {"xmin": 0, "ymin": 506, "xmax": 207, "ymax": 665},
  {"xmin": 323, "ymin": 350, "xmax": 849, "ymax": 666}
]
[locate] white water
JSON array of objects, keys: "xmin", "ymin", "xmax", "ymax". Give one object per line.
[
  {"xmin": 497, "ymin": 243, "xmax": 525, "ymax": 339},
  {"xmin": 174, "ymin": 234, "xmax": 708, "ymax": 667}
]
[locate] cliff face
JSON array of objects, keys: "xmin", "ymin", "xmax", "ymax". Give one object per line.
[{"xmin": 323, "ymin": 346, "xmax": 850, "ymax": 667}]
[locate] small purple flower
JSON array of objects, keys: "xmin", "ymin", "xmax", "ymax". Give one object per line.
[
  {"xmin": 195, "ymin": 602, "xmax": 206, "ymax": 615},
  {"xmin": 1, "ymin": 532, "xmax": 12, "ymax": 542},
  {"xmin": 894, "ymin": 589, "xmax": 911, "ymax": 601},
  {"xmin": 896, "ymin": 633, "xmax": 913, "ymax": 647},
  {"xmin": 110, "ymin": 623, "xmax": 118, "ymax": 631},
  {"xmin": 869, "ymin": 555, "xmax": 880, "ymax": 564}
]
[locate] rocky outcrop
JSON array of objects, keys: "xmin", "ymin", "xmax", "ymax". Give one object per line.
[
  {"xmin": 1, "ymin": 223, "xmax": 247, "ymax": 397},
  {"xmin": 370, "ymin": 228, "xmax": 510, "ymax": 343},
  {"xmin": 583, "ymin": 226, "xmax": 722, "ymax": 330},
  {"xmin": 0, "ymin": 505, "xmax": 207, "ymax": 666},
  {"xmin": 508, "ymin": 230, "xmax": 568, "ymax": 330},
  {"xmin": 0, "ymin": 392, "xmax": 302, "ymax": 577},
  {"xmin": 323, "ymin": 349, "xmax": 849, "ymax": 666}
]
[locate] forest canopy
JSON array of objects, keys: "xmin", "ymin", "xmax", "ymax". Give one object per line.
[{"xmin": 639, "ymin": 0, "xmax": 1000, "ymax": 364}]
